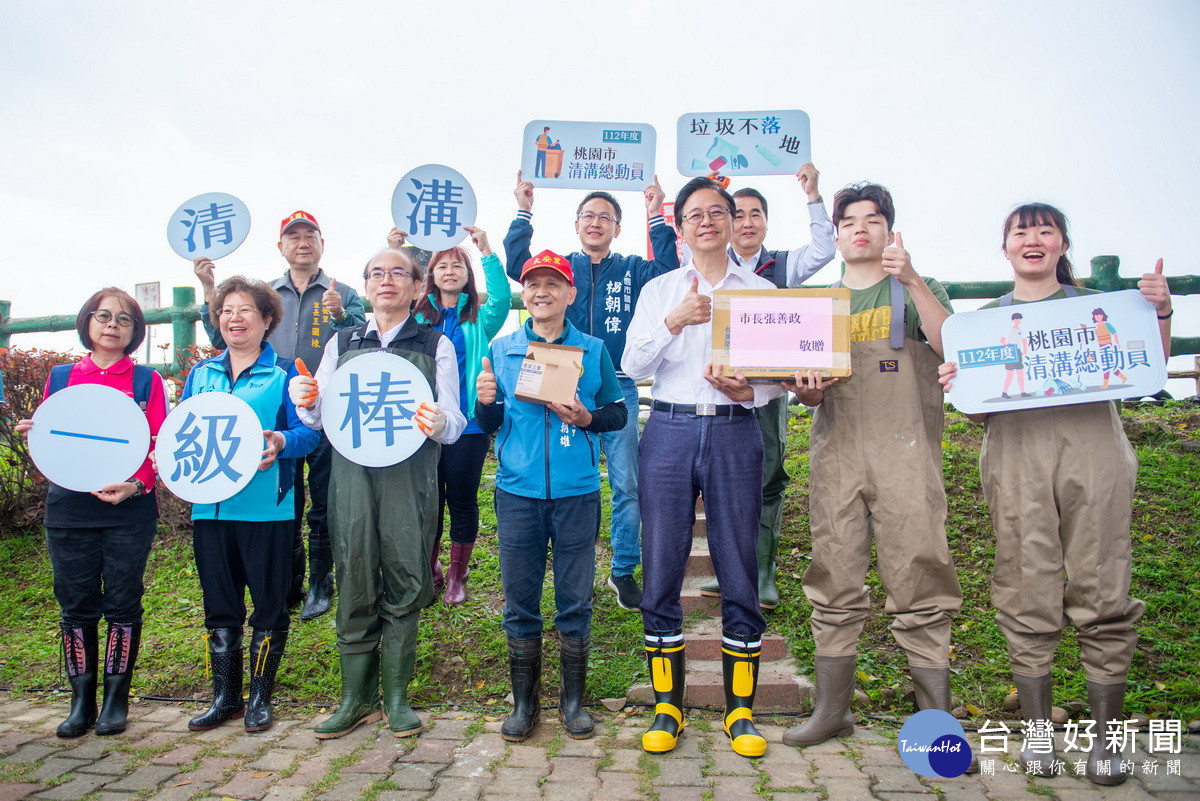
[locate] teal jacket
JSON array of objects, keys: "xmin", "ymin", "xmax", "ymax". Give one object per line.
[
  {"xmin": 182, "ymin": 343, "xmax": 319, "ymax": 522},
  {"xmin": 415, "ymin": 252, "xmax": 512, "ymax": 421}
]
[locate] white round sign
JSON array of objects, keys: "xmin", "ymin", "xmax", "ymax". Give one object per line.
[
  {"xmin": 156, "ymin": 391, "xmax": 265, "ymax": 504},
  {"xmin": 390, "ymin": 164, "xmax": 477, "ymax": 251},
  {"xmin": 167, "ymin": 192, "xmax": 252, "ymax": 261},
  {"xmin": 323, "ymin": 350, "xmax": 435, "ymax": 468},
  {"xmin": 29, "ymin": 384, "xmax": 151, "ymax": 493}
]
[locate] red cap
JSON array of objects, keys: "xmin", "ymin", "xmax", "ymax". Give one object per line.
[
  {"xmin": 279, "ymin": 210, "xmax": 321, "ymax": 237},
  {"xmin": 520, "ymin": 250, "xmax": 573, "ymax": 286}
]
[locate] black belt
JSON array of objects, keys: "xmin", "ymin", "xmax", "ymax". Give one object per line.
[{"xmin": 651, "ymin": 400, "xmax": 753, "ymax": 417}]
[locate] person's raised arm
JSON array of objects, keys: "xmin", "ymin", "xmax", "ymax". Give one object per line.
[
  {"xmin": 883, "ymin": 232, "xmax": 950, "ymax": 357},
  {"xmin": 1139, "ymin": 258, "xmax": 1173, "ymax": 361},
  {"xmin": 503, "ymin": 170, "xmax": 537, "ymax": 282}
]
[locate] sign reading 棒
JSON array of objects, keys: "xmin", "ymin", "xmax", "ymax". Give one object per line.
[
  {"xmin": 711, "ymin": 289, "xmax": 852, "ymax": 380},
  {"xmin": 322, "ymin": 351, "xmax": 436, "ymax": 468},
  {"xmin": 28, "ymin": 384, "xmax": 151, "ymax": 493},
  {"xmin": 167, "ymin": 192, "xmax": 251, "ymax": 260},
  {"xmin": 943, "ymin": 289, "xmax": 1167, "ymax": 414},
  {"xmin": 156, "ymin": 392, "xmax": 264, "ymax": 504},
  {"xmin": 391, "ymin": 164, "xmax": 477, "ymax": 252},
  {"xmin": 677, "ymin": 110, "xmax": 811, "ymax": 177},
  {"xmin": 521, "ymin": 120, "xmax": 657, "ymax": 191}
]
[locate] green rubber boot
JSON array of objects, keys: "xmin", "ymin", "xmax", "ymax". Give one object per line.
[{"xmin": 314, "ymin": 651, "xmax": 382, "ymax": 739}]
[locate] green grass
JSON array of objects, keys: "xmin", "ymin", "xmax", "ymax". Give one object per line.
[{"xmin": 1, "ymin": 403, "xmax": 1197, "ymax": 724}]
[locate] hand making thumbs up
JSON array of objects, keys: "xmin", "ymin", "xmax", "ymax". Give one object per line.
[
  {"xmin": 476, "ymin": 356, "xmax": 498, "ymax": 406},
  {"xmin": 665, "ymin": 275, "xmax": 712, "ymax": 335},
  {"xmin": 322, "ymin": 278, "xmax": 344, "ymax": 320},
  {"xmin": 881, "ymin": 230, "xmax": 917, "ymax": 287}
]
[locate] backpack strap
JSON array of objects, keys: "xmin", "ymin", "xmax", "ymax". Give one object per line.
[
  {"xmin": 132, "ymin": 364, "xmax": 153, "ymax": 409},
  {"xmin": 47, "ymin": 364, "xmax": 74, "ymax": 396},
  {"xmin": 997, "ymin": 283, "xmax": 1080, "ymax": 307}
]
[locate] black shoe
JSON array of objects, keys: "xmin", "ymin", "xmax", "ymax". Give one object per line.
[{"xmin": 607, "ymin": 574, "xmax": 642, "ymax": 610}]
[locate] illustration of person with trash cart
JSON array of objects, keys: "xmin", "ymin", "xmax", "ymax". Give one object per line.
[{"xmin": 1000, "ymin": 312, "xmax": 1030, "ymax": 398}]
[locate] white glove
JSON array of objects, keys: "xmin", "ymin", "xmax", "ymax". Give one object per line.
[
  {"xmin": 289, "ymin": 374, "xmax": 318, "ymax": 409},
  {"xmin": 415, "ymin": 401, "xmax": 446, "ymax": 439}
]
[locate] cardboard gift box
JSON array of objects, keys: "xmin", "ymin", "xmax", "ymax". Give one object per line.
[
  {"xmin": 514, "ymin": 341, "xmax": 584, "ymax": 405},
  {"xmin": 711, "ymin": 288, "xmax": 852, "ymax": 380}
]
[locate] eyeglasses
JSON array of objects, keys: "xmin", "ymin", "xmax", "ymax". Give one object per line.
[
  {"xmin": 682, "ymin": 207, "xmax": 731, "ymax": 226},
  {"xmin": 577, "ymin": 211, "xmax": 618, "ymax": 225},
  {"xmin": 90, "ymin": 310, "xmax": 135, "ymax": 327},
  {"xmin": 367, "ymin": 267, "xmax": 412, "ymax": 283},
  {"xmin": 217, "ymin": 305, "xmax": 261, "ymax": 319}
]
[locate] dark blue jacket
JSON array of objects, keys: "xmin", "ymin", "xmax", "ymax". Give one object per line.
[{"xmin": 503, "ymin": 211, "xmax": 679, "ymax": 377}]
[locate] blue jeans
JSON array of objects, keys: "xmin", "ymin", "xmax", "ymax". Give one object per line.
[
  {"xmin": 495, "ymin": 488, "xmax": 599, "ymax": 640},
  {"xmin": 602, "ymin": 378, "xmax": 641, "ymax": 577},
  {"xmin": 639, "ymin": 410, "xmax": 765, "ymax": 639},
  {"xmin": 46, "ymin": 520, "xmax": 157, "ymax": 627}
]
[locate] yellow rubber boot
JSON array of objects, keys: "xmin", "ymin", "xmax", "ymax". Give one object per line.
[
  {"xmin": 642, "ymin": 630, "xmax": 685, "ymax": 753},
  {"xmin": 722, "ymin": 635, "xmax": 766, "ymax": 758}
]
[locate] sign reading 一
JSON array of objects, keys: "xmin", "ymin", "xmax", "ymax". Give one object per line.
[
  {"xmin": 167, "ymin": 192, "xmax": 251, "ymax": 260},
  {"xmin": 677, "ymin": 110, "xmax": 811, "ymax": 176},
  {"xmin": 521, "ymin": 120, "xmax": 656, "ymax": 191},
  {"xmin": 942, "ymin": 289, "xmax": 1167, "ymax": 414}
]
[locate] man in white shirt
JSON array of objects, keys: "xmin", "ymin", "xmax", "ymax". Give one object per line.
[
  {"xmin": 289, "ymin": 247, "xmax": 464, "ymax": 741},
  {"xmin": 700, "ymin": 163, "xmax": 836, "ymax": 610},
  {"xmin": 623, "ymin": 178, "xmax": 780, "ymax": 760}
]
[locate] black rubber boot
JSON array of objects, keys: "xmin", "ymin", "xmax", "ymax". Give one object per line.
[
  {"xmin": 1013, "ymin": 673, "xmax": 1056, "ymax": 777},
  {"xmin": 722, "ymin": 635, "xmax": 765, "ymax": 758},
  {"xmin": 1085, "ymin": 681, "xmax": 1128, "ymax": 786},
  {"xmin": 245, "ymin": 629, "xmax": 287, "ymax": 732},
  {"xmin": 501, "ymin": 636, "xmax": 541, "ymax": 742},
  {"xmin": 782, "ymin": 655, "xmax": 856, "ymax": 747},
  {"xmin": 57, "ymin": 624, "xmax": 98, "ymax": 738},
  {"xmin": 301, "ymin": 544, "xmax": 333, "ymax": 621},
  {"xmin": 314, "ymin": 651, "xmax": 382, "ymax": 739},
  {"xmin": 558, "ymin": 635, "xmax": 594, "ymax": 739},
  {"xmin": 188, "ymin": 628, "xmax": 245, "ymax": 731},
  {"xmin": 287, "ymin": 529, "xmax": 305, "ymax": 610},
  {"xmin": 642, "ymin": 629, "xmax": 686, "ymax": 753},
  {"xmin": 96, "ymin": 623, "xmax": 140, "ymax": 736}
]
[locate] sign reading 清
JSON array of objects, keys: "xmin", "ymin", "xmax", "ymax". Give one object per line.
[{"xmin": 167, "ymin": 192, "xmax": 252, "ymax": 261}]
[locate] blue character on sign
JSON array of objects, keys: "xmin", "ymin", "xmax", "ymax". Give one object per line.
[
  {"xmin": 170, "ymin": 412, "xmax": 244, "ymax": 483},
  {"xmin": 406, "ymin": 178, "xmax": 464, "ymax": 238},
  {"xmin": 338, "ymin": 372, "xmax": 417, "ymax": 448},
  {"xmin": 180, "ymin": 202, "xmax": 238, "ymax": 253}
]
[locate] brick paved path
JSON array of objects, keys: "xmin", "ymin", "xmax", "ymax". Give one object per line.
[{"xmin": 1, "ymin": 694, "xmax": 1196, "ymax": 800}]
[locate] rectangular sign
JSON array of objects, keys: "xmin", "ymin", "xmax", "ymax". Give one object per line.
[
  {"xmin": 677, "ymin": 110, "xmax": 811, "ymax": 177},
  {"xmin": 521, "ymin": 119, "xmax": 656, "ymax": 191},
  {"xmin": 514, "ymin": 341, "xmax": 584, "ymax": 405},
  {"xmin": 943, "ymin": 289, "xmax": 1167, "ymax": 414},
  {"xmin": 711, "ymin": 288, "xmax": 852, "ymax": 380},
  {"xmin": 135, "ymin": 282, "xmax": 161, "ymax": 310}
]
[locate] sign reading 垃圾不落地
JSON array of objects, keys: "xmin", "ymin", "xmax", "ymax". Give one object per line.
[
  {"xmin": 676, "ymin": 110, "xmax": 811, "ymax": 177},
  {"xmin": 520, "ymin": 120, "xmax": 657, "ymax": 191}
]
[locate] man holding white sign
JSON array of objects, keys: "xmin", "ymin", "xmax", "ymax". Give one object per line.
[
  {"xmin": 196, "ymin": 210, "xmax": 367, "ymax": 622},
  {"xmin": 289, "ymin": 247, "xmax": 464, "ymax": 740},
  {"xmin": 699, "ymin": 162, "xmax": 836, "ymax": 610},
  {"xmin": 503, "ymin": 172, "xmax": 679, "ymax": 612}
]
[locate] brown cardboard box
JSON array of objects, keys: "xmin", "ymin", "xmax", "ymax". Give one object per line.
[
  {"xmin": 514, "ymin": 341, "xmax": 584, "ymax": 405},
  {"xmin": 711, "ymin": 288, "xmax": 853, "ymax": 380}
]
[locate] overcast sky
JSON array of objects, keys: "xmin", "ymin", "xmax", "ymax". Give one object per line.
[{"xmin": 2, "ymin": 1, "xmax": 1197, "ymax": 390}]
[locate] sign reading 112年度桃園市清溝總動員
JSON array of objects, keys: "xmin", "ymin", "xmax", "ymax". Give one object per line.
[
  {"xmin": 521, "ymin": 120, "xmax": 657, "ymax": 191},
  {"xmin": 677, "ymin": 110, "xmax": 811, "ymax": 176},
  {"xmin": 942, "ymin": 289, "xmax": 1167, "ymax": 414}
]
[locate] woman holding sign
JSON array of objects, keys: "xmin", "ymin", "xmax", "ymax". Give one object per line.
[
  {"xmin": 15, "ymin": 288, "xmax": 168, "ymax": 738},
  {"xmin": 396, "ymin": 225, "xmax": 512, "ymax": 605},
  {"xmin": 181, "ymin": 276, "xmax": 319, "ymax": 734},
  {"xmin": 939, "ymin": 203, "xmax": 1172, "ymax": 785}
]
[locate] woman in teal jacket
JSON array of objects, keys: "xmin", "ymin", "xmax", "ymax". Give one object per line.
[
  {"xmin": 181, "ymin": 276, "xmax": 318, "ymax": 734},
  {"xmin": 391, "ymin": 225, "xmax": 513, "ymax": 605}
]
